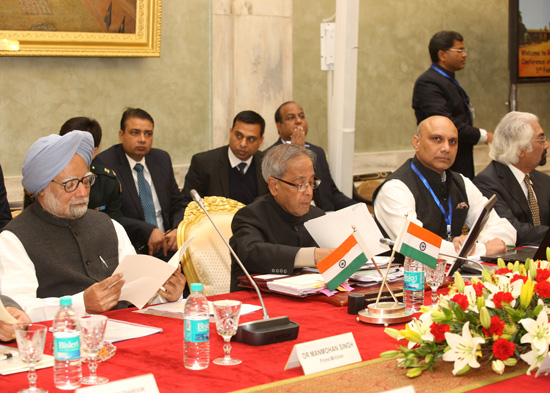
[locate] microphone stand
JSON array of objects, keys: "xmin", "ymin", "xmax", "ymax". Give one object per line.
[{"xmin": 190, "ymin": 190, "xmax": 299, "ymax": 345}]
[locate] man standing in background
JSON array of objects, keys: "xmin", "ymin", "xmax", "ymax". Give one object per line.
[{"xmin": 413, "ymin": 30, "xmax": 493, "ymax": 179}]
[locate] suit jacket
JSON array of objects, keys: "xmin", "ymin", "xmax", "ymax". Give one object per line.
[
  {"xmin": 0, "ymin": 165, "xmax": 12, "ymax": 230},
  {"xmin": 229, "ymin": 194, "xmax": 325, "ymax": 292},
  {"xmin": 181, "ymin": 145, "xmax": 267, "ymax": 205},
  {"xmin": 412, "ymin": 65, "xmax": 482, "ymax": 179},
  {"xmin": 473, "ymin": 160, "xmax": 550, "ymax": 246},
  {"xmin": 268, "ymin": 140, "xmax": 356, "ymax": 212},
  {"xmin": 94, "ymin": 144, "xmax": 185, "ymax": 251}
]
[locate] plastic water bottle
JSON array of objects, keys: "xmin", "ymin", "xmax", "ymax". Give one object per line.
[
  {"xmin": 403, "ymin": 257, "xmax": 425, "ymax": 313},
  {"xmin": 53, "ymin": 296, "xmax": 82, "ymax": 389},
  {"xmin": 184, "ymin": 283, "xmax": 210, "ymax": 370}
]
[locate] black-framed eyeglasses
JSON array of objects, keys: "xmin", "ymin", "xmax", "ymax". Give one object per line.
[
  {"xmin": 51, "ymin": 173, "xmax": 96, "ymax": 193},
  {"xmin": 273, "ymin": 176, "xmax": 321, "ymax": 192}
]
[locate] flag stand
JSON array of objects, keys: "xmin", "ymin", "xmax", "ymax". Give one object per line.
[
  {"xmin": 356, "ymin": 246, "xmax": 412, "ymax": 325},
  {"xmin": 356, "ymin": 218, "xmax": 412, "ymax": 325}
]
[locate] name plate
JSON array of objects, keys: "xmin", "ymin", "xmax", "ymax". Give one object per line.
[
  {"xmin": 285, "ymin": 332, "xmax": 361, "ymax": 375},
  {"xmin": 75, "ymin": 373, "xmax": 159, "ymax": 393}
]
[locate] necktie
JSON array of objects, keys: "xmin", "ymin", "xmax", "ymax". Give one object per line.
[
  {"xmin": 237, "ymin": 162, "xmax": 247, "ymax": 176},
  {"xmin": 525, "ymin": 174, "xmax": 541, "ymax": 226},
  {"xmin": 134, "ymin": 163, "xmax": 158, "ymax": 227}
]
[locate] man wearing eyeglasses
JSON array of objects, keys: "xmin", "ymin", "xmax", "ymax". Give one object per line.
[
  {"xmin": 229, "ymin": 144, "xmax": 334, "ymax": 292},
  {"xmin": 374, "ymin": 116, "xmax": 514, "ymax": 258},
  {"xmin": 94, "ymin": 108, "xmax": 185, "ymax": 261},
  {"xmin": 269, "ymin": 101, "xmax": 356, "ymax": 211},
  {"xmin": 474, "ymin": 112, "xmax": 550, "ymax": 246},
  {"xmin": 0, "ymin": 131, "xmax": 186, "ymax": 321},
  {"xmin": 413, "ymin": 30, "xmax": 493, "ymax": 180}
]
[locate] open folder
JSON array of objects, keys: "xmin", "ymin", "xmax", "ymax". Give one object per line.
[{"xmin": 112, "ymin": 238, "xmax": 192, "ymax": 309}]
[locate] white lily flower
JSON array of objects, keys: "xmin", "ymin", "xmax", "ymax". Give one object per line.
[
  {"xmin": 519, "ymin": 310, "xmax": 550, "ymax": 355},
  {"xmin": 463, "ymin": 285, "xmax": 479, "ymax": 313},
  {"xmin": 484, "ymin": 275, "xmax": 522, "ymax": 309},
  {"xmin": 442, "ymin": 321, "xmax": 485, "ymax": 375},
  {"xmin": 405, "ymin": 311, "xmax": 434, "ymax": 349},
  {"xmin": 520, "ymin": 347, "xmax": 549, "ymax": 375}
]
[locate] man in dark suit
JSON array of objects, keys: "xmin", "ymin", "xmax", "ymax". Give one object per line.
[
  {"xmin": 474, "ymin": 111, "xmax": 550, "ymax": 246},
  {"xmin": 182, "ymin": 110, "xmax": 268, "ymax": 205},
  {"xmin": 269, "ymin": 101, "xmax": 356, "ymax": 212},
  {"xmin": 0, "ymin": 164, "xmax": 11, "ymax": 230},
  {"xmin": 94, "ymin": 108, "xmax": 185, "ymax": 259},
  {"xmin": 412, "ymin": 31, "xmax": 493, "ymax": 179}
]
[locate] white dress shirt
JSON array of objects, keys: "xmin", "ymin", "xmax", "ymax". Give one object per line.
[{"xmin": 374, "ymin": 174, "xmax": 517, "ymax": 257}]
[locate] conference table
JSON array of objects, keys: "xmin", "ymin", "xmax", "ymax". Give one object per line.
[{"xmin": 1, "ymin": 289, "xmax": 548, "ymax": 392}]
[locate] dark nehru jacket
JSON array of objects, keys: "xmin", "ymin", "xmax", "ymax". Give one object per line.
[
  {"xmin": 229, "ymin": 194, "xmax": 325, "ymax": 292},
  {"xmin": 4, "ymin": 203, "xmax": 118, "ymax": 298},
  {"xmin": 373, "ymin": 157, "xmax": 470, "ymax": 239}
]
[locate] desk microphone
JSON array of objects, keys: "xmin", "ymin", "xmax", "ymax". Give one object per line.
[{"xmin": 190, "ymin": 189, "xmax": 299, "ymax": 345}]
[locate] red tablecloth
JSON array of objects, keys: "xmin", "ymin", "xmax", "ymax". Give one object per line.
[{"xmin": 1, "ymin": 290, "xmax": 548, "ymax": 392}]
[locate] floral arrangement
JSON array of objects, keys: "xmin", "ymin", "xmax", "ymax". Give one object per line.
[{"xmin": 380, "ymin": 258, "xmax": 550, "ymax": 378}]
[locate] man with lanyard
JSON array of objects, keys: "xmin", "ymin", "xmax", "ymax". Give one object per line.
[
  {"xmin": 412, "ymin": 30, "xmax": 493, "ymax": 179},
  {"xmin": 373, "ymin": 116, "xmax": 515, "ymax": 258}
]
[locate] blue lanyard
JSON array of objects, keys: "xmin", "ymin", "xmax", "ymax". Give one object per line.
[
  {"xmin": 410, "ymin": 161, "xmax": 452, "ymax": 239},
  {"xmin": 430, "ymin": 65, "xmax": 471, "ymax": 106}
]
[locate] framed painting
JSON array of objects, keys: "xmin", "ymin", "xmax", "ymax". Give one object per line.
[{"xmin": 0, "ymin": 0, "xmax": 161, "ymax": 57}]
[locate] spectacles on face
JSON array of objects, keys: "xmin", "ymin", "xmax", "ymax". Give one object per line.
[
  {"xmin": 533, "ymin": 135, "xmax": 547, "ymax": 145},
  {"xmin": 273, "ymin": 176, "xmax": 321, "ymax": 192},
  {"xmin": 447, "ymin": 48, "xmax": 467, "ymax": 54},
  {"xmin": 51, "ymin": 173, "xmax": 96, "ymax": 193}
]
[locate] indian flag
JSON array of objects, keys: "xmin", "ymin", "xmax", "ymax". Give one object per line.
[
  {"xmin": 393, "ymin": 220, "xmax": 442, "ymax": 269},
  {"xmin": 317, "ymin": 232, "xmax": 369, "ymax": 291}
]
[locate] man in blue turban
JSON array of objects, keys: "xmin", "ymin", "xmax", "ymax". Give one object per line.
[{"xmin": 0, "ymin": 132, "xmax": 186, "ymax": 321}]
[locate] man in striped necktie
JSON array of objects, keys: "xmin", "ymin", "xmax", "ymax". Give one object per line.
[{"xmin": 474, "ymin": 111, "xmax": 550, "ymax": 246}]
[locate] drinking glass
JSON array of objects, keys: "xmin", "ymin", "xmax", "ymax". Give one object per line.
[
  {"xmin": 424, "ymin": 259, "xmax": 447, "ymax": 306},
  {"xmin": 15, "ymin": 323, "xmax": 48, "ymax": 393},
  {"xmin": 213, "ymin": 300, "xmax": 242, "ymax": 366},
  {"xmin": 80, "ymin": 315, "xmax": 108, "ymax": 385}
]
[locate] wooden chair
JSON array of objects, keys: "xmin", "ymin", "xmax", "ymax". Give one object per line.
[{"xmin": 176, "ymin": 196, "xmax": 245, "ymax": 296}]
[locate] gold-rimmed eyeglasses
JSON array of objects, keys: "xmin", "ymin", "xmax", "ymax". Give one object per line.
[
  {"xmin": 447, "ymin": 48, "xmax": 467, "ymax": 54},
  {"xmin": 533, "ymin": 135, "xmax": 547, "ymax": 145},
  {"xmin": 273, "ymin": 176, "xmax": 321, "ymax": 192},
  {"xmin": 51, "ymin": 173, "xmax": 96, "ymax": 193}
]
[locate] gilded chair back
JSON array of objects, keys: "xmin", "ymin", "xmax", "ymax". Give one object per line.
[{"xmin": 177, "ymin": 196, "xmax": 245, "ymax": 296}]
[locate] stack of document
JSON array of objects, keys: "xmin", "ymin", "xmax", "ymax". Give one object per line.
[
  {"xmin": 267, "ymin": 274, "xmax": 327, "ymax": 296},
  {"xmin": 360, "ymin": 256, "xmax": 390, "ymax": 270},
  {"xmin": 350, "ymin": 267, "xmax": 403, "ymax": 285}
]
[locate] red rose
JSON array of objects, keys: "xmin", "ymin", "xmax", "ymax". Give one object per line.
[
  {"xmin": 489, "ymin": 316, "xmax": 505, "ymax": 336},
  {"xmin": 493, "ymin": 292, "xmax": 514, "ymax": 308},
  {"xmin": 510, "ymin": 274, "xmax": 528, "ymax": 284},
  {"xmin": 430, "ymin": 322, "xmax": 450, "ymax": 342},
  {"xmin": 492, "ymin": 338, "xmax": 516, "ymax": 360},
  {"xmin": 452, "ymin": 293, "xmax": 469, "ymax": 311},
  {"xmin": 495, "ymin": 268, "xmax": 512, "ymax": 275},
  {"xmin": 473, "ymin": 282, "xmax": 484, "ymax": 296},
  {"xmin": 534, "ymin": 280, "xmax": 550, "ymax": 298},
  {"xmin": 536, "ymin": 269, "xmax": 550, "ymax": 283}
]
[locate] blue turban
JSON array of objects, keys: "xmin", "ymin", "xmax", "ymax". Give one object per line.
[{"xmin": 22, "ymin": 131, "xmax": 94, "ymax": 195}]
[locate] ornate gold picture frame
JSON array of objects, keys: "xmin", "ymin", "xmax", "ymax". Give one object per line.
[{"xmin": 0, "ymin": 0, "xmax": 161, "ymax": 57}]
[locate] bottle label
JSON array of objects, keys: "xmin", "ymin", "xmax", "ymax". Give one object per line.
[
  {"xmin": 184, "ymin": 318, "xmax": 209, "ymax": 342},
  {"xmin": 404, "ymin": 271, "xmax": 425, "ymax": 291},
  {"xmin": 54, "ymin": 332, "xmax": 80, "ymax": 361}
]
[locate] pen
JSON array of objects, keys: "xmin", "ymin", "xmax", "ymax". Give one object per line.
[
  {"xmin": 164, "ymin": 229, "xmax": 173, "ymax": 237},
  {"xmin": 0, "ymin": 352, "xmax": 16, "ymax": 361},
  {"xmin": 99, "ymin": 256, "xmax": 108, "ymax": 268}
]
